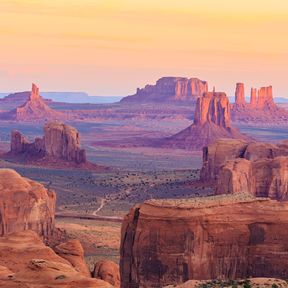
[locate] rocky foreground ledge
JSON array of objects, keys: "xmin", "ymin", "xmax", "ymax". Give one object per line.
[{"xmin": 120, "ymin": 193, "xmax": 288, "ymax": 288}]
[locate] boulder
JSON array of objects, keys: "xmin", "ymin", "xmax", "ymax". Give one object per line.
[
  {"xmin": 93, "ymin": 260, "xmax": 120, "ymax": 287},
  {"xmin": 55, "ymin": 239, "xmax": 91, "ymax": 277}
]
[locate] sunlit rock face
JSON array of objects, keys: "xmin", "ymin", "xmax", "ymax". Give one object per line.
[
  {"xmin": 162, "ymin": 92, "xmax": 250, "ymax": 150},
  {"xmin": 120, "ymin": 195, "xmax": 288, "ymax": 287},
  {"xmin": 9, "ymin": 121, "xmax": 86, "ymax": 164},
  {"xmin": 120, "ymin": 77, "xmax": 208, "ymax": 103},
  {"xmin": 0, "ymin": 169, "xmax": 56, "ymax": 240}
]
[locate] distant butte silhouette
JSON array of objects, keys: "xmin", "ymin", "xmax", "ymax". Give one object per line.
[{"xmin": 0, "ymin": 83, "xmax": 63, "ymax": 121}]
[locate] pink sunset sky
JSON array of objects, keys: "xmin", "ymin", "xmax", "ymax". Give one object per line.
[{"xmin": 0, "ymin": 0, "xmax": 288, "ymax": 97}]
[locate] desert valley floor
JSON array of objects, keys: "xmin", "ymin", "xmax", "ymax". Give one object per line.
[{"xmin": 1, "ymin": 102, "xmax": 288, "ymax": 271}]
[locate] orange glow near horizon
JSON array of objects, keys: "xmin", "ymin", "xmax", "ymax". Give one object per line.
[{"xmin": 0, "ymin": 0, "xmax": 288, "ymax": 96}]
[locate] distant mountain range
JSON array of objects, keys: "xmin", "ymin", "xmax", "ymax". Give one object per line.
[{"xmin": 0, "ymin": 92, "xmax": 122, "ymax": 104}]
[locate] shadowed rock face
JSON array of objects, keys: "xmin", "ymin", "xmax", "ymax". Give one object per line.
[
  {"xmin": 0, "ymin": 169, "xmax": 55, "ymax": 240},
  {"xmin": 9, "ymin": 121, "xmax": 86, "ymax": 164},
  {"xmin": 0, "ymin": 230, "xmax": 112, "ymax": 288},
  {"xmin": 162, "ymin": 92, "xmax": 250, "ymax": 150},
  {"xmin": 120, "ymin": 196, "xmax": 288, "ymax": 287},
  {"xmin": 121, "ymin": 77, "xmax": 208, "ymax": 103}
]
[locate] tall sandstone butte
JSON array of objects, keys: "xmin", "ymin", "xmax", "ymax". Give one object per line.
[
  {"xmin": 0, "ymin": 169, "xmax": 55, "ymax": 240},
  {"xmin": 120, "ymin": 195, "xmax": 288, "ymax": 287},
  {"xmin": 2, "ymin": 83, "xmax": 63, "ymax": 121},
  {"xmin": 9, "ymin": 121, "xmax": 86, "ymax": 164},
  {"xmin": 120, "ymin": 77, "xmax": 208, "ymax": 103},
  {"xmin": 163, "ymin": 91, "xmax": 249, "ymax": 150},
  {"xmin": 235, "ymin": 83, "xmax": 245, "ymax": 106}
]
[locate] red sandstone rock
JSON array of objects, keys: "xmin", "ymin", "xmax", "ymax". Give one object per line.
[
  {"xmin": 44, "ymin": 121, "xmax": 86, "ymax": 164},
  {"xmin": 93, "ymin": 260, "xmax": 120, "ymax": 287},
  {"xmin": 216, "ymin": 156, "xmax": 288, "ymax": 200},
  {"xmin": 121, "ymin": 77, "xmax": 208, "ymax": 103},
  {"xmin": 0, "ymin": 169, "xmax": 55, "ymax": 240},
  {"xmin": 200, "ymin": 139, "xmax": 249, "ymax": 181},
  {"xmin": 201, "ymin": 139, "xmax": 288, "ymax": 182},
  {"xmin": 0, "ymin": 230, "xmax": 112, "ymax": 287},
  {"xmin": 9, "ymin": 121, "xmax": 87, "ymax": 165},
  {"xmin": 235, "ymin": 83, "xmax": 246, "ymax": 106},
  {"xmin": 55, "ymin": 240, "xmax": 91, "ymax": 277},
  {"xmin": 3, "ymin": 83, "xmax": 64, "ymax": 122},
  {"xmin": 231, "ymin": 84, "xmax": 288, "ymax": 123},
  {"xmin": 163, "ymin": 92, "xmax": 250, "ymax": 150},
  {"xmin": 250, "ymin": 88, "xmax": 257, "ymax": 108},
  {"xmin": 120, "ymin": 195, "xmax": 288, "ymax": 287}
]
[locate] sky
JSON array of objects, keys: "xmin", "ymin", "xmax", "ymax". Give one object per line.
[{"xmin": 0, "ymin": 0, "xmax": 288, "ymax": 97}]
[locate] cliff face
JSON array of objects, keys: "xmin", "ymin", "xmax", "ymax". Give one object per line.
[
  {"xmin": 9, "ymin": 121, "xmax": 86, "ymax": 164},
  {"xmin": 0, "ymin": 169, "xmax": 55, "ymax": 240},
  {"xmin": 194, "ymin": 92, "xmax": 231, "ymax": 128},
  {"xmin": 163, "ymin": 92, "xmax": 250, "ymax": 150},
  {"xmin": 44, "ymin": 122, "xmax": 86, "ymax": 164},
  {"xmin": 235, "ymin": 83, "xmax": 245, "ymax": 106},
  {"xmin": 120, "ymin": 195, "xmax": 288, "ymax": 287},
  {"xmin": 216, "ymin": 157, "xmax": 288, "ymax": 199},
  {"xmin": 201, "ymin": 139, "xmax": 288, "ymax": 182},
  {"xmin": 121, "ymin": 77, "xmax": 208, "ymax": 103}
]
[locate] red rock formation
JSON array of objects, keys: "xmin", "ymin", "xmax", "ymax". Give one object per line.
[
  {"xmin": 231, "ymin": 84, "xmax": 287, "ymax": 123},
  {"xmin": 194, "ymin": 92, "xmax": 231, "ymax": 128},
  {"xmin": 257, "ymin": 86, "xmax": 274, "ymax": 109},
  {"xmin": 216, "ymin": 157, "xmax": 288, "ymax": 199},
  {"xmin": 9, "ymin": 121, "xmax": 87, "ymax": 165},
  {"xmin": 0, "ymin": 169, "xmax": 55, "ymax": 240},
  {"xmin": 55, "ymin": 240, "xmax": 91, "ymax": 278},
  {"xmin": 235, "ymin": 83, "xmax": 245, "ymax": 106},
  {"xmin": 93, "ymin": 260, "xmax": 120, "ymax": 288},
  {"xmin": 201, "ymin": 139, "xmax": 288, "ymax": 182},
  {"xmin": 250, "ymin": 88, "xmax": 257, "ymax": 107},
  {"xmin": 0, "ymin": 230, "xmax": 112, "ymax": 287},
  {"xmin": 2, "ymin": 83, "xmax": 64, "ymax": 122},
  {"xmin": 163, "ymin": 92, "xmax": 250, "ymax": 150},
  {"xmin": 121, "ymin": 77, "xmax": 208, "ymax": 103},
  {"xmin": 200, "ymin": 139, "xmax": 249, "ymax": 181},
  {"xmin": 120, "ymin": 195, "xmax": 288, "ymax": 287},
  {"xmin": 44, "ymin": 121, "xmax": 86, "ymax": 164}
]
